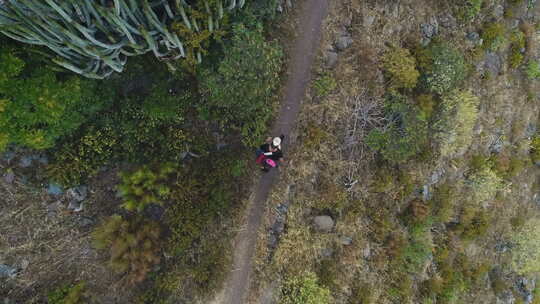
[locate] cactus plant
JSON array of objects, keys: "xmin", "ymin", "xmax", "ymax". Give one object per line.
[{"xmin": 0, "ymin": 0, "xmax": 244, "ymax": 78}]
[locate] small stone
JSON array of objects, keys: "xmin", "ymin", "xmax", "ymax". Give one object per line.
[
  {"xmin": 439, "ymin": 13, "xmax": 456, "ymax": 28},
  {"xmin": 272, "ymin": 220, "xmax": 285, "ymax": 235},
  {"xmin": 362, "ymin": 244, "xmax": 371, "ymax": 258},
  {"xmin": 339, "ymin": 236, "xmax": 353, "ymax": 246},
  {"xmin": 324, "ymin": 51, "xmax": 338, "ymax": 69},
  {"xmin": 19, "ymin": 156, "xmax": 32, "ymax": 168},
  {"xmin": 275, "ymin": 203, "xmax": 289, "ymax": 214},
  {"xmin": 420, "ymin": 37, "xmax": 431, "ymax": 47},
  {"xmin": 79, "ymin": 216, "xmax": 95, "ymax": 228},
  {"xmin": 363, "ymin": 14, "xmax": 376, "ymax": 28},
  {"xmin": 67, "ymin": 186, "xmax": 87, "ymax": 202},
  {"xmin": 0, "ymin": 264, "xmax": 18, "ymax": 278},
  {"xmin": 313, "ymin": 215, "xmax": 334, "ymax": 232},
  {"xmin": 321, "ymin": 248, "xmax": 334, "ymax": 257},
  {"xmin": 67, "ymin": 200, "xmax": 83, "ymax": 212},
  {"xmin": 47, "ymin": 183, "xmax": 63, "ymax": 196},
  {"xmin": 3, "ymin": 171, "xmax": 15, "ymax": 184},
  {"xmin": 20, "ymin": 260, "xmax": 29, "ymax": 270},
  {"xmin": 484, "ymin": 52, "xmax": 502, "ymax": 76},
  {"xmin": 493, "ymin": 5, "xmax": 505, "ymax": 18},
  {"xmin": 335, "ymin": 36, "xmax": 353, "ymax": 51},
  {"xmin": 510, "ymin": 19, "xmax": 520, "ymax": 29},
  {"xmin": 467, "ymin": 32, "xmax": 480, "ymax": 42},
  {"xmin": 421, "ymin": 22, "xmax": 437, "ymax": 38}
]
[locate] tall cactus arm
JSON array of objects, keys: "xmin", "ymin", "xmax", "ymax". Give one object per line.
[{"xmin": 44, "ymin": 0, "xmax": 73, "ymax": 23}]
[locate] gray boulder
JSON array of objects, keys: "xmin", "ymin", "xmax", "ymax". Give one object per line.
[
  {"xmin": 0, "ymin": 264, "xmax": 18, "ymax": 278},
  {"xmin": 67, "ymin": 186, "xmax": 88, "ymax": 202},
  {"xmin": 313, "ymin": 215, "xmax": 334, "ymax": 232},
  {"xmin": 324, "ymin": 51, "xmax": 338, "ymax": 69},
  {"xmin": 335, "ymin": 36, "xmax": 353, "ymax": 51},
  {"xmin": 3, "ymin": 171, "xmax": 15, "ymax": 184}
]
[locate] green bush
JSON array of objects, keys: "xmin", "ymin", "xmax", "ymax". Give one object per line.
[
  {"xmin": 313, "ymin": 72, "xmax": 337, "ymax": 97},
  {"xmin": 465, "ymin": 163, "xmax": 502, "ymax": 204},
  {"xmin": 198, "ymin": 23, "xmax": 283, "ymax": 146},
  {"xmin": 280, "ymin": 272, "xmax": 333, "ymax": 304},
  {"xmin": 531, "ymin": 135, "xmax": 540, "ymax": 163},
  {"xmin": 511, "ymin": 218, "xmax": 540, "ymax": 275},
  {"xmin": 118, "ymin": 163, "xmax": 176, "ymax": 212},
  {"xmin": 92, "ymin": 215, "xmax": 162, "ymax": 284},
  {"xmin": 455, "ymin": 0, "xmax": 484, "ymax": 22},
  {"xmin": 382, "ymin": 46, "xmax": 420, "ymax": 89},
  {"xmin": 509, "ymin": 30, "xmax": 526, "ymax": 68},
  {"xmin": 0, "ymin": 47, "xmax": 102, "ymax": 151},
  {"xmin": 402, "ymin": 220, "xmax": 434, "ymax": 273},
  {"xmin": 526, "ymin": 60, "xmax": 540, "ymax": 80},
  {"xmin": 47, "ymin": 282, "xmax": 86, "ymax": 304},
  {"xmin": 434, "ymin": 90, "xmax": 479, "ymax": 158},
  {"xmin": 366, "ymin": 93, "xmax": 429, "ymax": 163},
  {"xmin": 481, "ymin": 22, "xmax": 507, "ymax": 51},
  {"xmin": 417, "ymin": 43, "xmax": 467, "ymax": 95}
]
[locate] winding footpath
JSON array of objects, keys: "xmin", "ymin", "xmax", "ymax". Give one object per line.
[{"xmin": 212, "ymin": 1, "xmax": 329, "ymax": 303}]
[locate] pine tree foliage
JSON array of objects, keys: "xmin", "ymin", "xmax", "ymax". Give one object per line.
[
  {"xmin": 0, "ymin": 0, "xmax": 244, "ymax": 78},
  {"xmin": 92, "ymin": 215, "xmax": 162, "ymax": 284},
  {"xmin": 118, "ymin": 163, "xmax": 175, "ymax": 212}
]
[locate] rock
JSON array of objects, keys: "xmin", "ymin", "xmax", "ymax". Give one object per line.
[
  {"xmin": 497, "ymin": 291, "xmax": 515, "ymax": 304},
  {"xmin": 363, "ymin": 14, "xmax": 376, "ymax": 28},
  {"xmin": 362, "ymin": 243, "xmax": 371, "ymax": 258},
  {"xmin": 2, "ymin": 151, "xmax": 16, "ymax": 163},
  {"xmin": 67, "ymin": 200, "xmax": 83, "ymax": 212},
  {"xmin": 339, "ymin": 236, "xmax": 353, "ymax": 245},
  {"xmin": 421, "ymin": 18, "xmax": 438, "ymax": 38},
  {"xmin": 335, "ymin": 36, "xmax": 353, "ymax": 51},
  {"xmin": 275, "ymin": 203, "xmax": 289, "ymax": 215},
  {"xmin": 420, "ymin": 37, "xmax": 431, "ymax": 47},
  {"xmin": 47, "ymin": 183, "xmax": 63, "ymax": 196},
  {"xmin": 313, "ymin": 215, "xmax": 334, "ymax": 232},
  {"xmin": 439, "ymin": 13, "xmax": 456, "ymax": 28},
  {"xmin": 484, "ymin": 52, "xmax": 502, "ymax": 76},
  {"xmin": 46, "ymin": 201, "xmax": 63, "ymax": 217},
  {"xmin": 272, "ymin": 220, "xmax": 285, "ymax": 235},
  {"xmin": 0, "ymin": 264, "xmax": 18, "ymax": 278},
  {"xmin": 67, "ymin": 186, "xmax": 87, "ymax": 202},
  {"xmin": 324, "ymin": 51, "xmax": 338, "ymax": 69},
  {"xmin": 493, "ymin": 5, "xmax": 505, "ymax": 18},
  {"xmin": 3, "ymin": 171, "xmax": 15, "ymax": 184},
  {"xmin": 495, "ymin": 242, "xmax": 512, "ymax": 253},
  {"xmin": 268, "ymin": 234, "xmax": 278, "ymax": 249},
  {"xmin": 79, "ymin": 216, "xmax": 95, "ymax": 228},
  {"xmin": 422, "ymin": 185, "xmax": 431, "ymax": 201},
  {"xmin": 467, "ymin": 32, "xmax": 480, "ymax": 42},
  {"xmin": 510, "ymin": 19, "xmax": 520, "ymax": 29},
  {"xmin": 18, "ymin": 156, "xmax": 33, "ymax": 168},
  {"xmin": 429, "ymin": 167, "xmax": 445, "ymax": 185},
  {"xmin": 321, "ymin": 248, "xmax": 334, "ymax": 257},
  {"xmin": 20, "ymin": 260, "xmax": 29, "ymax": 270}
]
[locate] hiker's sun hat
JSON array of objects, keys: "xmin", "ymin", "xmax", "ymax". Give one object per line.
[{"xmin": 272, "ymin": 137, "xmax": 282, "ymax": 149}]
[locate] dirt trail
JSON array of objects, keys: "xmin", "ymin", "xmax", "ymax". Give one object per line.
[{"xmin": 212, "ymin": 1, "xmax": 328, "ymax": 303}]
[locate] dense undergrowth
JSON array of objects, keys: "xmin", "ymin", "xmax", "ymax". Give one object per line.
[{"xmin": 0, "ymin": 0, "xmax": 285, "ymax": 302}]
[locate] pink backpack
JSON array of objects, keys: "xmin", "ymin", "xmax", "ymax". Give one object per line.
[{"xmin": 265, "ymin": 158, "xmax": 277, "ymax": 168}]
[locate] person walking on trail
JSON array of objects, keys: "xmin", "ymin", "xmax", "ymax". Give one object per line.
[{"xmin": 256, "ymin": 135, "xmax": 284, "ymax": 172}]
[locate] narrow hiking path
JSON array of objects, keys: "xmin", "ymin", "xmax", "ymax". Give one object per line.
[{"xmin": 212, "ymin": 1, "xmax": 328, "ymax": 303}]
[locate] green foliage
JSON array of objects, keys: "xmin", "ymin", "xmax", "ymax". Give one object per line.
[
  {"xmin": 304, "ymin": 123, "xmax": 329, "ymax": 150},
  {"xmin": 509, "ymin": 30, "xmax": 526, "ymax": 68},
  {"xmin": 455, "ymin": 0, "xmax": 484, "ymax": 22},
  {"xmin": 0, "ymin": 1, "xmax": 244, "ymax": 78},
  {"xmin": 366, "ymin": 93, "xmax": 429, "ymax": 163},
  {"xmin": 313, "ymin": 72, "xmax": 337, "ymax": 97},
  {"xmin": 466, "ymin": 161, "xmax": 503, "ymax": 204},
  {"xmin": 416, "ymin": 94, "xmax": 436, "ymax": 120},
  {"xmin": 431, "ymin": 183, "xmax": 456, "ymax": 222},
  {"xmin": 417, "ymin": 43, "xmax": 467, "ymax": 95},
  {"xmin": 511, "ymin": 218, "xmax": 540, "ymax": 275},
  {"xmin": 0, "ymin": 47, "xmax": 102, "ymax": 151},
  {"xmin": 280, "ymin": 272, "xmax": 333, "ymax": 304},
  {"xmin": 526, "ymin": 60, "xmax": 540, "ymax": 80},
  {"xmin": 434, "ymin": 90, "xmax": 479, "ymax": 158},
  {"xmin": 119, "ymin": 163, "xmax": 176, "ymax": 212},
  {"xmin": 92, "ymin": 215, "xmax": 161, "ymax": 284},
  {"xmin": 382, "ymin": 46, "xmax": 420, "ymax": 89},
  {"xmin": 531, "ymin": 135, "xmax": 540, "ymax": 163},
  {"xmin": 402, "ymin": 219, "xmax": 434, "ymax": 273},
  {"xmin": 198, "ymin": 23, "xmax": 283, "ymax": 146},
  {"xmin": 47, "ymin": 282, "xmax": 87, "ymax": 304},
  {"xmin": 481, "ymin": 22, "xmax": 507, "ymax": 51}
]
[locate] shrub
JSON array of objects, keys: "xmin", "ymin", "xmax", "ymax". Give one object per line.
[
  {"xmin": 402, "ymin": 220, "xmax": 434, "ymax": 273},
  {"xmin": 198, "ymin": 23, "xmax": 283, "ymax": 146},
  {"xmin": 382, "ymin": 46, "xmax": 420, "ymax": 89},
  {"xmin": 481, "ymin": 22, "xmax": 507, "ymax": 51},
  {"xmin": 118, "ymin": 163, "xmax": 176, "ymax": 212},
  {"xmin": 366, "ymin": 93, "xmax": 429, "ymax": 163},
  {"xmin": 47, "ymin": 282, "xmax": 86, "ymax": 304},
  {"xmin": 531, "ymin": 135, "xmax": 540, "ymax": 163},
  {"xmin": 431, "ymin": 183, "xmax": 456, "ymax": 223},
  {"xmin": 416, "ymin": 94, "xmax": 436, "ymax": 120},
  {"xmin": 92, "ymin": 215, "xmax": 162, "ymax": 284},
  {"xmin": 455, "ymin": 0, "xmax": 484, "ymax": 22},
  {"xmin": 280, "ymin": 272, "xmax": 333, "ymax": 304},
  {"xmin": 434, "ymin": 90, "xmax": 479, "ymax": 158},
  {"xmin": 313, "ymin": 72, "xmax": 337, "ymax": 97},
  {"xmin": 417, "ymin": 43, "xmax": 467, "ymax": 95},
  {"xmin": 526, "ymin": 60, "xmax": 540, "ymax": 80},
  {"xmin": 511, "ymin": 218, "xmax": 540, "ymax": 275},
  {"xmin": 465, "ymin": 164, "xmax": 502, "ymax": 204},
  {"xmin": 509, "ymin": 30, "xmax": 526, "ymax": 68},
  {"xmin": 0, "ymin": 47, "xmax": 102, "ymax": 151}
]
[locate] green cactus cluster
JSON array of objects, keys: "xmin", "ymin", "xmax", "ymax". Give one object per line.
[{"xmin": 0, "ymin": 0, "xmax": 244, "ymax": 79}]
